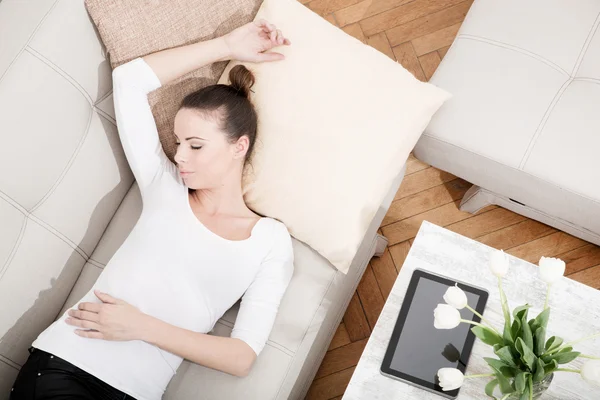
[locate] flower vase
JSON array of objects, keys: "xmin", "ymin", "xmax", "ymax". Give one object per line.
[{"xmin": 505, "ymin": 374, "xmax": 554, "ymax": 400}]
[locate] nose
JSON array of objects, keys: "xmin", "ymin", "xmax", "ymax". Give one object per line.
[{"xmin": 174, "ymin": 147, "xmax": 186, "ymax": 166}]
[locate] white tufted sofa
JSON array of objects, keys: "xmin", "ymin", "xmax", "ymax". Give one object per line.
[
  {"xmin": 415, "ymin": 0, "xmax": 600, "ymax": 246},
  {"xmin": 0, "ymin": 0, "xmax": 405, "ymax": 399}
]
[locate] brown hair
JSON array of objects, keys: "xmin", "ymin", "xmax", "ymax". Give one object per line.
[{"xmin": 179, "ymin": 65, "xmax": 257, "ymax": 162}]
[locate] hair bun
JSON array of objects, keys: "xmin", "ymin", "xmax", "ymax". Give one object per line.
[{"xmin": 229, "ymin": 65, "xmax": 255, "ymax": 98}]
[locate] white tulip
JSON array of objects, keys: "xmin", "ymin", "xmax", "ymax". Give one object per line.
[
  {"xmin": 581, "ymin": 360, "xmax": 600, "ymax": 386},
  {"xmin": 443, "ymin": 284, "xmax": 468, "ymax": 309},
  {"xmin": 437, "ymin": 368, "xmax": 465, "ymax": 391},
  {"xmin": 539, "ymin": 256, "xmax": 566, "ymax": 284},
  {"xmin": 434, "ymin": 304, "xmax": 461, "ymax": 329},
  {"xmin": 489, "ymin": 250, "xmax": 509, "ymax": 278}
]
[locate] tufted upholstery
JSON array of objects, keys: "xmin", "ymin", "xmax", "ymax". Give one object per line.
[
  {"xmin": 0, "ymin": 0, "xmax": 128, "ymax": 384},
  {"xmin": 414, "ymin": 0, "xmax": 600, "ymax": 245},
  {"xmin": 0, "ymin": 0, "xmax": 405, "ymax": 398}
]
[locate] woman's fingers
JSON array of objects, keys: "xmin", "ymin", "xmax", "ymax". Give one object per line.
[
  {"xmin": 254, "ymin": 19, "xmax": 290, "ymax": 47},
  {"xmin": 255, "ymin": 19, "xmax": 275, "ymax": 33},
  {"xmin": 65, "ymin": 317, "xmax": 100, "ymax": 331},
  {"xmin": 78, "ymin": 302, "xmax": 102, "ymax": 313},
  {"xmin": 75, "ymin": 329, "xmax": 104, "ymax": 339},
  {"xmin": 68, "ymin": 309, "xmax": 99, "ymax": 322}
]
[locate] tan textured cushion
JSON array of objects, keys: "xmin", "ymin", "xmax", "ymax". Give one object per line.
[
  {"xmin": 84, "ymin": 0, "xmax": 262, "ymax": 161},
  {"xmin": 217, "ymin": 0, "xmax": 451, "ymax": 273}
]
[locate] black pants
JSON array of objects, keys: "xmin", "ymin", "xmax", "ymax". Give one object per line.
[{"xmin": 9, "ymin": 347, "xmax": 136, "ymax": 400}]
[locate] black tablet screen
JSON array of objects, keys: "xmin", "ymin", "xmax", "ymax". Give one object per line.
[{"xmin": 381, "ymin": 270, "xmax": 488, "ymax": 396}]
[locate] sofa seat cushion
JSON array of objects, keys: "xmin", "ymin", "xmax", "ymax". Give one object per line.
[{"xmin": 414, "ymin": 0, "xmax": 600, "ymax": 241}]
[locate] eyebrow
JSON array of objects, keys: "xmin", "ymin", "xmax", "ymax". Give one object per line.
[{"xmin": 173, "ymin": 134, "xmax": 208, "ymax": 141}]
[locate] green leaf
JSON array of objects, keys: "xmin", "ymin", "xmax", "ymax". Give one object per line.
[
  {"xmin": 534, "ymin": 327, "xmax": 546, "ymax": 357},
  {"xmin": 485, "ymin": 379, "xmax": 499, "ymax": 398},
  {"xmin": 528, "ymin": 319, "xmax": 538, "ymax": 335},
  {"xmin": 544, "ymin": 359, "xmax": 558, "ymax": 374},
  {"xmin": 484, "ymin": 357, "xmax": 517, "ymax": 378},
  {"xmin": 532, "ymin": 357, "xmax": 546, "ymax": 383},
  {"xmin": 515, "ymin": 337, "xmax": 537, "ymax": 371},
  {"xmin": 513, "ymin": 304, "xmax": 531, "ymax": 322},
  {"xmin": 495, "ymin": 346, "xmax": 518, "ymax": 368},
  {"xmin": 535, "ymin": 308, "xmax": 551, "ymax": 331},
  {"xmin": 558, "ymin": 346, "xmax": 573, "ymax": 353},
  {"xmin": 521, "ymin": 313, "xmax": 534, "ymax": 351},
  {"xmin": 472, "ymin": 326, "xmax": 504, "ymax": 346},
  {"xmin": 495, "ymin": 370, "xmax": 514, "ymax": 394},
  {"xmin": 511, "ymin": 318, "xmax": 522, "ymax": 342},
  {"xmin": 543, "ymin": 346, "xmax": 575, "ymax": 363},
  {"xmin": 514, "ymin": 371, "xmax": 528, "ymax": 393},
  {"xmin": 551, "ymin": 351, "xmax": 581, "ymax": 365},
  {"xmin": 545, "ymin": 336, "xmax": 563, "ymax": 352}
]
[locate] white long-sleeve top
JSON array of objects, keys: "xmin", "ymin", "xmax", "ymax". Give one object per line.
[{"xmin": 32, "ymin": 57, "xmax": 294, "ymax": 400}]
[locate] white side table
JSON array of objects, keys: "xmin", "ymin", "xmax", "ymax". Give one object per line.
[{"xmin": 343, "ymin": 221, "xmax": 600, "ymax": 399}]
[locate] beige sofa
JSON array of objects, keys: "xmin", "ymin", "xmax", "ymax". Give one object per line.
[
  {"xmin": 0, "ymin": 0, "xmax": 406, "ymax": 398},
  {"xmin": 414, "ymin": 0, "xmax": 600, "ymax": 246}
]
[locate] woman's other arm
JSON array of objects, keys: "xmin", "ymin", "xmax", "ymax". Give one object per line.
[
  {"xmin": 142, "ymin": 18, "xmax": 290, "ymax": 86},
  {"xmin": 142, "ymin": 319, "xmax": 257, "ymax": 377},
  {"xmin": 112, "ymin": 19, "xmax": 288, "ymax": 191}
]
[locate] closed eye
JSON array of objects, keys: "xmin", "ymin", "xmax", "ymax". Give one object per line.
[{"xmin": 175, "ymin": 142, "xmax": 202, "ymax": 150}]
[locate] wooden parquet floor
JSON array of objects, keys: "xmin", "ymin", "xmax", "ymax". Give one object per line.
[{"xmin": 301, "ymin": 1, "xmax": 600, "ymax": 398}]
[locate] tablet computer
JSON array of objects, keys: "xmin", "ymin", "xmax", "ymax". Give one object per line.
[{"xmin": 380, "ymin": 269, "xmax": 489, "ymax": 399}]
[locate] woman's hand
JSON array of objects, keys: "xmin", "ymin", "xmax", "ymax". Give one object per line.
[
  {"xmin": 65, "ymin": 290, "xmax": 149, "ymax": 341},
  {"xmin": 223, "ymin": 18, "xmax": 291, "ymax": 63}
]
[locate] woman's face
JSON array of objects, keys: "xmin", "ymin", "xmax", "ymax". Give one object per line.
[{"xmin": 173, "ymin": 108, "xmax": 248, "ymax": 190}]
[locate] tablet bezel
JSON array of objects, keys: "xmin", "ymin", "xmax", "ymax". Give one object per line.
[{"xmin": 380, "ymin": 268, "xmax": 489, "ymax": 398}]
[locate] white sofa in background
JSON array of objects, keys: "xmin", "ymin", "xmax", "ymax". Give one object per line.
[
  {"xmin": 0, "ymin": 0, "xmax": 406, "ymax": 399},
  {"xmin": 415, "ymin": 0, "xmax": 600, "ymax": 246}
]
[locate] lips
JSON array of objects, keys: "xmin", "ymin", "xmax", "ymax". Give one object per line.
[{"xmin": 179, "ymin": 170, "xmax": 194, "ymax": 176}]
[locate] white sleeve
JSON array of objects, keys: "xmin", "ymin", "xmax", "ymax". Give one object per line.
[
  {"xmin": 230, "ymin": 222, "xmax": 295, "ymax": 356},
  {"xmin": 112, "ymin": 57, "xmax": 170, "ymax": 192}
]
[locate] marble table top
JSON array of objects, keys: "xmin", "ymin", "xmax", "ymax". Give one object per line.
[{"xmin": 343, "ymin": 221, "xmax": 600, "ymax": 399}]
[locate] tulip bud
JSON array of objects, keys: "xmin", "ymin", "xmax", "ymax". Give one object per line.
[
  {"xmin": 539, "ymin": 256, "xmax": 566, "ymax": 285},
  {"xmin": 434, "ymin": 304, "xmax": 461, "ymax": 329},
  {"xmin": 437, "ymin": 368, "xmax": 465, "ymax": 391},
  {"xmin": 581, "ymin": 360, "xmax": 600, "ymax": 387},
  {"xmin": 490, "ymin": 250, "xmax": 509, "ymax": 278},
  {"xmin": 443, "ymin": 284, "xmax": 468, "ymax": 309}
]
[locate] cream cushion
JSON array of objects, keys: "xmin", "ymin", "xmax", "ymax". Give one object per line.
[{"xmin": 218, "ymin": 0, "xmax": 451, "ymax": 273}]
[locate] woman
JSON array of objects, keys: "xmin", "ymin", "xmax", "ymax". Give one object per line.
[{"xmin": 10, "ymin": 19, "xmax": 293, "ymax": 400}]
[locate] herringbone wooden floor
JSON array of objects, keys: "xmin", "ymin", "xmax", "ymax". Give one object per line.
[{"xmin": 301, "ymin": 1, "xmax": 600, "ymax": 398}]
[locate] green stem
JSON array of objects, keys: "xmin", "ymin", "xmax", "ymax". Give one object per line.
[
  {"xmin": 528, "ymin": 375, "xmax": 533, "ymax": 400},
  {"xmin": 579, "ymin": 354, "xmax": 600, "ymax": 360},
  {"xmin": 464, "ymin": 373, "xmax": 495, "ymax": 379},
  {"xmin": 559, "ymin": 332, "xmax": 600, "ymax": 351},
  {"xmin": 556, "ymin": 368, "xmax": 581, "ymax": 373},
  {"xmin": 500, "ymin": 395, "xmax": 510, "ymax": 400},
  {"xmin": 544, "ymin": 284, "xmax": 551, "ymax": 310},
  {"xmin": 460, "ymin": 319, "xmax": 489, "ymax": 330},
  {"xmin": 465, "ymin": 304, "xmax": 500, "ymax": 335},
  {"xmin": 498, "ymin": 278, "xmax": 511, "ymax": 325}
]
